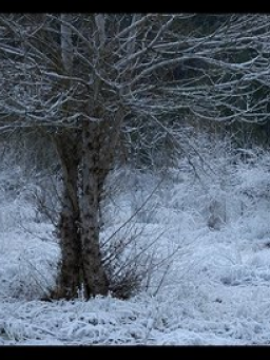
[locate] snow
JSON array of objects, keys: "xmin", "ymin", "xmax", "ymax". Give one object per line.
[{"xmin": 1, "ymin": 138, "xmax": 270, "ymax": 345}]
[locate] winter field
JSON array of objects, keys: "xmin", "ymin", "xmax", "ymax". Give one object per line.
[{"xmin": 1, "ymin": 135, "xmax": 270, "ymax": 345}]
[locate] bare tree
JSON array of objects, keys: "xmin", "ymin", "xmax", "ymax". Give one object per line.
[{"xmin": 0, "ymin": 13, "xmax": 268, "ymax": 299}]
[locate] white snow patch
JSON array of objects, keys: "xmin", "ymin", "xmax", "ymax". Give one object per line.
[{"xmin": 1, "ymin": 141, "xmax": 270, "ymax": 344}]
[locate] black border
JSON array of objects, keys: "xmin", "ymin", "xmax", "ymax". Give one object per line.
[
  {"xmin": 0, "ymin": 344, "xmax": 268, "ymax": 352},
  {"xmin": 0, "ymin": 5, "xmax": 268, "ymax": 13}
]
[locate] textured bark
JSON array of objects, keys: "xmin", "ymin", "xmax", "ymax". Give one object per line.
[
  {"xmin": 80, "ymin": 122, "xmax": 110, "ymax": 298},
  {"xmin": 60, "ymin": 14, "xmax": 74, "ymax": 74},
  {"xmin": 52, "ymin": 135, "xmax": 82, "ymax": 299},
  {"xmin": 56, "ymin": 183, "xmax": 81, "ymax": 299}
]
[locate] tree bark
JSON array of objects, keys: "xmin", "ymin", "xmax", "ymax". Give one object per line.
[
  {"xmin": 51, "ymin": 124, "xmax": 111, "ymax": 300},
  {"xmin": 53, "ymin": 135, "xmax": 82, "ymax": 299},
  {"xmin": 80, "ymin": 122, "xmax": 109, "ymax": 298}
]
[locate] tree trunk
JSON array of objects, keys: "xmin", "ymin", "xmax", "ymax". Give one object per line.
[
  {"xmin": 56, "ymin": 180, "xmax": 81, "ymax": 299},
  {"xmin": 80, "ymin": 122, "xmax": 109, "ymax": 298},
  {"xmin": 53, "ymin": 135, "xmax": 82, "ymax": 299}
]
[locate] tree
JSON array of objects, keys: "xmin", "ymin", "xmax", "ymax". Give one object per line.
[{"xmin": 0, "ymin": 13, "xmax": 268, "ymax": 299}]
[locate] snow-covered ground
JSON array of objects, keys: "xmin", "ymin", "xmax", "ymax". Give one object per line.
[{"xmin": 1, "ymin": 138, "xmax": 270, "ymax": 345}]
